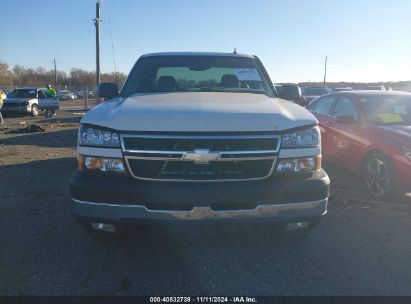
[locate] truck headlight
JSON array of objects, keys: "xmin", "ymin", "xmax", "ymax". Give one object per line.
[
  {"xmin": 79, "ymin": 125, "xmax": 120, "ymax": 147},
  {"xmin": 282, "ymin": 126, "xmax": 320, "ymax": 148},
  {"xmin": 277, "ymin": 156, "xmax": 322, "ymax": 173},
  {"xmin": 78, "ymin": 155, "xmax": 126, "ymax": 173}
]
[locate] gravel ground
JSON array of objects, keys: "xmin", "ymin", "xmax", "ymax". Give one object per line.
[{"xmin": 1, "ymin": 108, "xmax": 411, "ymax": 296}]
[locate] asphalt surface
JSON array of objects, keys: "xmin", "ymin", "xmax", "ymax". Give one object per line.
[{"xmin": 1, "ymin": 107, "xmax": 411, "ymax": 296}]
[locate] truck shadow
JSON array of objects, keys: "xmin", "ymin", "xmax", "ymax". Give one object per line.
[{"xmin": 2, "ymin": 157, "xmax": 411, "ymax": 295}]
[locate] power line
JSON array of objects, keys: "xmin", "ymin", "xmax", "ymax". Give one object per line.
[{"xmin": 108, "ymin": 20, "xmax": 118, "ymax": 82}]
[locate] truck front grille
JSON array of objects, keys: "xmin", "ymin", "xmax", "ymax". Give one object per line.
[{"xmin": 121, "ymin": 134, "xmax": 280, "ymax": 181}]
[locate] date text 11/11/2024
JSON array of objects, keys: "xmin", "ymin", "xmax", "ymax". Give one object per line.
[{"xmin": 149, "ymin": 296, "xmax": 258, "ymax": 303}]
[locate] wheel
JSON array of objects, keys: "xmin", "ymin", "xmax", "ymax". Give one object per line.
[
  {"xmin": 31, "ymin": 104, "xmax": 39, "ymax": 117},
  {"xmin": 362, "ymin": 152, "xmax": 394, "ymax": 200}
]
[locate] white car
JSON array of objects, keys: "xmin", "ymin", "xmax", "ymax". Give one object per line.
[
  {"xmin": 58, "ymin": 90, "xmax": 75, "ymax": 101},
  {"xmin": 2, "ymin": 87, "xmax": 59, "ymax": 117},
  {"xmin": 70, "ymin": 52, "xmax": 330, "ymax": 237}
]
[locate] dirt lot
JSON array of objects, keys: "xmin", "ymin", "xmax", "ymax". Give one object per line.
[{"xmin": 1, "ymin": 105, "xmax": 411, "ymax": 296}]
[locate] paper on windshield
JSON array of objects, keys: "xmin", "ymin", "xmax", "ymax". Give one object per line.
[
  {"xmin": 234, "ymin": 68, "xmax": 262, "ymax": 81},
  {"xmin": 376, "ymin": 113, "xmax": 404, "ymax": 124}
]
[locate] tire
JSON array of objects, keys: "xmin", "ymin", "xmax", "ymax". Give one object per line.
[
  {"xmin": 362, "ymin": 152, "xmax": 394, "ymax": 200},
  {"xmin": 31, "ymin": 104, "xmax": 39, "ymax": 117}
]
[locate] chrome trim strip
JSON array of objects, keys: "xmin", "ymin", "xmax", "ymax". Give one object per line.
[
  {"xmin": 72, "ymin": 198, "xmax": 328, "ymax": 221},
  {"xmin": 120, "ymin": 134, "xmax": 282, "ymax": 154},
  {"xmin": 124, "ymin": 155, "xmax": 277, "ymax": 162},
  {"xmin": 279, "ymin": 147, "xmax": 321, "ymax": 159},
  {"xmin": 123, "ymin": 149, "xmax": 278, "ymax": 156},
  {"xmin": 77, "ymin": 146, "xmax": 123, "ymax": 158},
  {"xmin": 121, "ymin": 134, "xmax": 281, "ymax": 139}
]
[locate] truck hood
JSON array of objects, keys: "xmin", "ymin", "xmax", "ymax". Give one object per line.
[{"xmin": 82, "ymin": 92, "xmax": 318, "ymax": 132}]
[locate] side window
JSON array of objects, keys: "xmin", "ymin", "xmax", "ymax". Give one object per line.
[
  {"xmin": 38, "ymin": 90, "xmax": 45, "ymax": 99},
  {"xmin": 332, "ymin": 97, "xmax": 359, "ymax": 120},
  {"xmin": 312, "ymin": 96, "xmax": 335, "ymax": 115}
]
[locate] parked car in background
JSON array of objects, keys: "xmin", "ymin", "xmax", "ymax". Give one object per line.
[
  {"xmin": 331, "ymin": 87, "xmax": 354, "ymax": 92},
  {"xmin": 58, "ymin": 90, "xmax": 75, "ymax": 101},
  {"xmin": 74, "ymin": 91, "xmax": 85, "ymax": 99},
  {"xmin": 308, "ymin": 90, "xmax": 411, "ymax": 200},
  {"xmin": 302, "ymin": 86, "xmax": 332, "ymax": 103},
  {"xmin": 363, "ymin": 85, "xmax": 386, "ymax": 91},
  {"xmin": 275, "ymin": 84, "xmax": 308, "ymax": 106},
  {"xmin": 75, "ymin": 91, "xmax": 85, "ymax": 99},
  {"xmin": 2, "ymin": 87, "xmax": 59, "ymax": 117}
]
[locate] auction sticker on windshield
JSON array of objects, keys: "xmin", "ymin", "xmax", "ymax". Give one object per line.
[{"xmin": 234, "ymin": 68, "xmax": 261, "ymax": 81}]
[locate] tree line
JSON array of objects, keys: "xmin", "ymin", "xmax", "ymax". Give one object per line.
[{"xmin": 0, "ymin": 59, "xmax": 127, "ymax": 90}]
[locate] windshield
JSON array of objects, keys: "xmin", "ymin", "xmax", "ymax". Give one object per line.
[
  {"xmin": 303, "ymin": 87, "xmax": 331, "ymax": 96},
  {"xmin": 360, "ymin": 95, "xmax": 411, "ymax": 125},
  {"xmin": 121, "ymin": 56, "xmax": 274, "ymax": 97},
  {"xmin": 7, "ymin": 89, "xmax": 37, "ymax": 98}
]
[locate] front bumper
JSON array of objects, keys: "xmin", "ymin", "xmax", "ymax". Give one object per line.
[
  {"xmin": 73, "ymin": 198, "xmax": 327, "ymax": 222},
  {"xmin": 70, "ymin": 169, "xmax": 330, "ymax": 223}
]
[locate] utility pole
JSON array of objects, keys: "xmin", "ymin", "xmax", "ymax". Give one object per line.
[
  {"xmin": 94, "ymin": 1, "xmax": 101, "ymax": 87},
  {"xmin": 53, "ymin": 58, "xmax": 57, "ymax": 87},
  {"xmin": 323, "ymin": 56, "xmax": 328, "ymax": 85}
]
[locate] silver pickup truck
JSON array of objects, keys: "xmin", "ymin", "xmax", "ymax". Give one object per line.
[
  {"xmin": 1, "ymin": 87, "xmax": 59, "ymax": 117},
  {"xmin": 70, "ymin": 52, "xmax": 330, "ymax": 239}
]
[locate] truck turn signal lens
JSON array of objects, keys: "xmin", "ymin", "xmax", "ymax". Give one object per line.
[{"xmin": 78, "ymin": 155, "xmax": 126, "ymax": 173}]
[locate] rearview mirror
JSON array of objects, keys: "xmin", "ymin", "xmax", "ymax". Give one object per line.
[
  {"xmin": 336, "ymin": 115, "xmax": 356, "ymax": 124},
  {"xmin": 278, "ymin": 84, "xmax": 302, "ymax": 101},
  {"xmin": 97, "ymin": 83, "xmax": 119, "ymax": 99}
]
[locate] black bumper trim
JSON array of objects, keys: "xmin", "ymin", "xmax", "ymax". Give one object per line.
[{"xmin": 69, "ymin": 169, "xmax": 330, "ymax": 207}]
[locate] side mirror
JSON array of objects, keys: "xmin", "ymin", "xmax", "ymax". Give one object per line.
[
  {"xmin": 278, "ymin": 84, "xmax": 302, "ymax": 102},
  {"xmin": 336, "ymin": 115, "xmax": 356, "ymax": 124},
  {"xmin": 97, "ymin": 83, "xmax": 119, "ymax": 99}
]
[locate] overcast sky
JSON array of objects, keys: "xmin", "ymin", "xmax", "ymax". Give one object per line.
[{"xmin": 1, "ymin": 0, "xmax": 411, "ymax": 83}]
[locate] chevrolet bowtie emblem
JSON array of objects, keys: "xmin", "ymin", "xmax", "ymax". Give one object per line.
[{"xmin": 183, "ymin": 149, "xmax": 220, "ymax": 164}]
